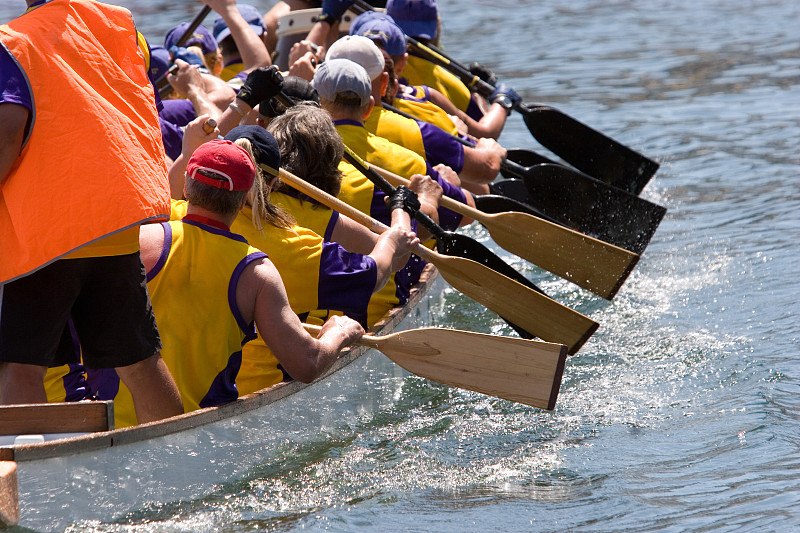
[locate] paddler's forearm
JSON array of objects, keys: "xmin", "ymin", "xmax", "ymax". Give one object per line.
[{"xmin": 0, "ymin": 103, "xmax": 29, "ymax": 185}]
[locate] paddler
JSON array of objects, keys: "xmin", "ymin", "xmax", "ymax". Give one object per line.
[
  {"xmin": 325, "ymin": 34, "xmax": 505, "ymax": 191},
  {"xmin": 97, "ymin": 139, "xmax": 365, "ymax": 428},
  {"xmin": 0, "ymin": 0, "xmax": 183, "ymax": 423}
]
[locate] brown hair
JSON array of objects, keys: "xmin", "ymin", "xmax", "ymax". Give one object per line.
[{"xmin": 267, "ymin": 105, "xmax": 344, "ymax": 198}]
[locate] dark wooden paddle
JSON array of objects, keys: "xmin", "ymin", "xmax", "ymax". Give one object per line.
[
  {"xmin": 492, "ymin": 164, "xmax": 668, "ymax": 255},
  {"xmin": 273, "ymin": 165, "xmax": 598, "ymax": 354},
  {"xmin": 351, "ymin": 0, "xmax": 658, "ymax": 195},
  {"xmin": 304, "ymin": 324, "xmax": 568, "ymax": 410},
  {"xmin": 369, "ymin": 163, "xmax": 640, "ymax": 300},
  {"xmin": 381, "ymin": 102, "xmax": 665, "ymax": 255}
]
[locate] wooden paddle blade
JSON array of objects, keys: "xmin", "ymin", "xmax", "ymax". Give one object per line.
[
  {"xmin": 520, "ymin": 164, "xmax": 667, "ymax": 255},
  {"xmin": 363, "ymin": 328, "xmax": 568, "ymax": 410},
  {"xmin": 0, "ymin": 461, "xmax": 19, "ymax": 527},
  {"xmin": 520, "ymin": 104, "xmax": 659, "ymax": 195},
  {"xmin": 421, "ymin": 249, "xmax": 598, "ymax": 354},
  {"xmin": 478, "ymin": 210, "xmax": 640, "ymax": 299}
]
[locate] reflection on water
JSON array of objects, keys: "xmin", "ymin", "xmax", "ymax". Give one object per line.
[{"xmin": 3, "ymin": 0, "xmax": 800, "ymax": 531}]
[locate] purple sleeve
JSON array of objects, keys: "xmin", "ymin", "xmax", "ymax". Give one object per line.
[
  {"xmin": 418, "ymin": 121, "xmax": 465, "ymax": 174},
  {"xmin": 159, "ymin": 98, "xmax": 197, "ymax": 126},
  {"xmin": 426, "ymin": 164, "xmax": 465, "ymax": 231},
  {"xmin": 317, "ymin": 241, "xmax": 378, "ymax": 324},
  {"xmin": 0, "ymin": 48, "xmax": 31, "ymax": 110},
  {"xmin": 466, "ymin": 94, "xmax": 486, "ymax": 121},
  {"xmin": 159, "ymin": 117, "xmax": 184, "ymax": 160}
]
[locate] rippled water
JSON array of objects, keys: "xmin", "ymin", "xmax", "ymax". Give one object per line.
[{"xmin": 3, "ymin": 0, "xmax": 799, "ymax": 531}]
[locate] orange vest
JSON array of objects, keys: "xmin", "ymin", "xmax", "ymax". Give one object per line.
[{"xmin": 0, "ymin": 0, "xmax": 170, "ymax": 283}]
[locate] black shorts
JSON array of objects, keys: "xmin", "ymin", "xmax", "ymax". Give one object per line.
[{"xmin": 0, "ymin": 253, "xmax": 162, "ymax": 369}]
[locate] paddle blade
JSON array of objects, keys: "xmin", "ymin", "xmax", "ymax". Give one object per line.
[
  {"xmin": 520, "ymin": 164, "xmax": 667, "ymax": 255},
  {"xmin": 503, "ymin": 149, "xmax": 559, "ymax": 177},
  {"xmin": 0, "ymin": 461, "xmax": 19, "ymax": 527},
  {"xmin": 478, "ymin": 211, "xmax": 640, "ymax": 299},
  {"xmin": 426, "ymin": 250, "xmax": 598, "ymax": 354},
  {"xmin": 520, "ymin": 104, "xmax": 659, "ymax": 195},
  {"xmin": 364, "ymin": 328, "xmax": 568, "ymax": 410}
]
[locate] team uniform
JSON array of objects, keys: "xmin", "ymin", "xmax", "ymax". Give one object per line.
[
  {"xmin": 394, "ymin": 84, "xmax": 461, "ymax": 136},
  {"xmin": 88, "ymin": 217, "xmax": 266, "ymax": 428},
  {"xmin": 338, "ymin": 118, "xmax": 466, "ymax": 231},
  {"xmin": 232, "ymin": 205, "xmax": 378, "ymax": 394},
  {"xmin": 400, "ymin": 52, "xmax": 484, "ymax": 121},
  {"xmin": 364, "ymin": 105, "xmax": 465, "ymax": 174}
]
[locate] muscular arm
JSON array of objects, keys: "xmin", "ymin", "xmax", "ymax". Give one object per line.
[
  {"xmin": 458, "ymin": 137, "xmax": 506, "ymax": 185},
  {"xmin": 0, "ymin": 103, "xmax": 29, "ymax": 185},
  {"xmin": 426, "ymin": 87, "xmax": 507, "ymax": 140},
  {"xmin": 201, "ymin": 0, "xmax": 271, "ymax": 69},
  {"xmin": 238, "ymin": 258, "xmax": 364, "ymax": 383}
]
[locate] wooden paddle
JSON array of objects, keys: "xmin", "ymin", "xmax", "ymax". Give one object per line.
[
  {"xmin": 155, "ymin": 5, "xmax": 213, "ymax": 97},
  {"xmin": 304, "ymin": 323, "xmax": 568, "ymax": 410},
  {"xmin": 0, "ymin": 461, "xmax": 18, "ymax": 527},
  {"xmin": 351, "ymin": 0, "xmax": 658, "ymax": 195},
  {"xmin": 380, "ymin": 102, "xmax": 664, "ymax": 255},
  {"xmin": 274, "ymin": 165, "xmax": 597, "ymax": 354},
  {"xmin": 368, "ymin": 163, "xmax": 639, "ymax": 300}
]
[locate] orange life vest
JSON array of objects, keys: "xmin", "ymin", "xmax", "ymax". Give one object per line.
[{"xmin": 0, "ymin": 0, "xmax": 170, "ymax": 283}]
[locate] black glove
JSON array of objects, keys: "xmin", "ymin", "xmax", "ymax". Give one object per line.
[
  {"xmin": 237, "ymin": 66, "xmax": 284, "ymax": 108},
  {"xmin": 468, "ymin": 62, "xmax": 497, "ymax": 86},
  {"xmin": 489, "ymin": 83, "xmax": 521, "ymax": 113},
  {"xmin": 387, "ymin": 186, "xmax": 421, "ymax": 217},
  {"xmin": 317, "ymin": 0, "xmax": 355, "ymax": 25}
]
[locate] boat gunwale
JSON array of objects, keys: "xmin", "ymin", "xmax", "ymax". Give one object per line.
[{"xmin": 1, "ymin": 264, "xmax": 439, "ymax": 464}]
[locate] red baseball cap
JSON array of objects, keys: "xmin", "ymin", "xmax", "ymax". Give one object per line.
[{"xmin": 186, "ymin": 139, "xmax": 256, "ymax": 191}]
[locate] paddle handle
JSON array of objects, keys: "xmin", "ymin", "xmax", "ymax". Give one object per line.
[
  {"xmin": 302, "ymin": 323, "xmax": 382, "ymax": 350},
  {"xmin": 366, "ymin": 163, "xmax": 487, "ymax": 224},
  {"xmin": 276, "ymin": 168, "xmax": 388, "ymax": 235},
  {"xmin": 202, "ymin": 118, "xmax": 217, "ymax": 134}
]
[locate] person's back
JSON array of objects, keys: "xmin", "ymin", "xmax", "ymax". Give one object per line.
[{"xmin": 0, "ymin": 0, "xmax": 182, "ymax": 424}]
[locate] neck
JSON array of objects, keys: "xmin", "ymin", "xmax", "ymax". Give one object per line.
[{"xmin": 185, "ymin": 204, "xmax": 236, "ymax": 230}]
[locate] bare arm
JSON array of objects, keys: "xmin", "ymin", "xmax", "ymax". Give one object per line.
[
  {"xmin": 238, "ymin": 258, "xmax": 364, "ymax": 383},
  {"xmin": 167, "ymin": 60, "xmax": 231, "ymax": 120},
  {"xmin": 199, "ymin": 0, "xmax": 271, "ymax": 69},
  {"xmin": 138, "ymin": 222, "xmax": 166, "ymax": 272},
  {"xmin": 330, "ymin": 213, "xmax": 379, "ymax": 255},
  {"xmin": 426, "ymin": 86, "xmax": 507, "ymax": 140},
  {"xmin": 458, "ymin": 137, "xmax": 506, "ymax": 185},
  {"xmin": 0, "ymin": 103, "xmax": 29, "ymax": 185},
  {"xmin": 168, "ymin": 115, "xmax": 220, "ymax": 199}
]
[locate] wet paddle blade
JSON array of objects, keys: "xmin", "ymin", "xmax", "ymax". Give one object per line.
[
  {"xmin": 476, "ymin": 211, "xmax": 640, "ymax": 299},
  {"xmin": 362, "ymin": 328, "xmax": 569, "ymax": 410},
  {"xmin": 504, "ymin": 148, "xmax": 559, "ymax": 170},
  {"xmin": 520, "ymin": 104, "xmax": 660, "ymax": 195},
  {"xmin": 418, "ymin": 247, "xmax": 598, "ymax": 354},
  {"xmin": 490, "ymin": 165, "xmax": 666, "ymax": 256}
]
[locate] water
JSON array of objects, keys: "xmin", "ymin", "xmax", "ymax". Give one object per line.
[{"xmin": 3, "ymin": 0, "xmax": 799, "ymax": 531}]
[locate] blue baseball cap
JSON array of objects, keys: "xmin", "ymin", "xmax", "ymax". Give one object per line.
[
  {"xmin": 349, "ymin": 11, "xmax": 396, "ymax": 36},
  {"xmin": 148, "ymin": 45, "xmax": 171, "ymax": 83},
  {"xmin": 213, "ymin": 4, "xmax": 266, "ymax": 43},
  {"xmin": 164, "ymin": 23, "xmax": 218, "ymax": 55},
  {"xmin": 356, "ymin": 17, "xmax": 407, "ymax": 56},
  {"xmin": 386, "ymin": 0, "xmax": 438, "ymax": 40}
]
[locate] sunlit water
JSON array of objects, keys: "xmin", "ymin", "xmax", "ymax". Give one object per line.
[{"xmin": 3, "ymin": 0, "xmax": 799, "ymax": 531}]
